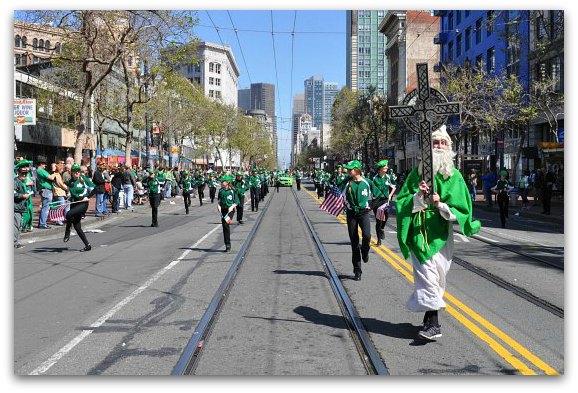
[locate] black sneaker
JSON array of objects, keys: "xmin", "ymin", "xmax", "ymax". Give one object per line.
[
  {"xmin": 80, "ymin": 244, "xmax": 92, "ymax": 252},
  {"xmin": 15, "ymin": 244, "xmax": 25, "ymax": 249},
  {"xmin": 354, "ymin": 272, "xmax": 362, "ymax": 281},
  {"xmin": 418, "ymin": 324, "xmax": 442, "ymax": 340}
]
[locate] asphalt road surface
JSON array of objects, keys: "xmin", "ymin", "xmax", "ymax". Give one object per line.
[{"xmin": 14, "ymin": 183, "xmax": 564, "ymax": 375}]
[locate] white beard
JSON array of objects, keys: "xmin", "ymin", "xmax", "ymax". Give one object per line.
[{"xmin": 419, "ymin": 147, "xmax": 456, "ymax": 179}]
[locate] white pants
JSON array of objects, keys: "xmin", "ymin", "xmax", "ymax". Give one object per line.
[{"xmin": 406, "ymin": 250, "xmax": 452, "ymax": 312}]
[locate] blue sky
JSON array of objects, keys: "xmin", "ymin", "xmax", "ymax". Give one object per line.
[{"xmin": 193, "ymin": 10, "xmax": 346, "ymax": 167}]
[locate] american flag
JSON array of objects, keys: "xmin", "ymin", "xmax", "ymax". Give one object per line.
[
  {"xmin": 49, "ymin": 203, "xmax": 67, "ymax": 223},
  {"xmin": 320, "ymin": 185, "xmax": 345, "ymax": 217},
  {"xmin": 375, "ymin": 202, "xmax": 389, "ymax": 222}
]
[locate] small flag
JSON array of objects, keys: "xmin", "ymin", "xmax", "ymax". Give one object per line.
[
  {"xmin": 222, "ymin": 213, "xmax": 232, "ymax": 224},
  {"xmin": 49, "ymin": 203, "xmax": 67, "ymax": 223},
  {"xmin": 320, "ymin": 185, "xmax": 345, "ymax": 217},
  {"xmin": 376, "ymin": 202, "xmax": 389, "ymax": 222}
]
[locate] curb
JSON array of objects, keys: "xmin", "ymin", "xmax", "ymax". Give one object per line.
[{"xmin": 473, "ymin": 202, "xmax": 564, "ymax": 225}]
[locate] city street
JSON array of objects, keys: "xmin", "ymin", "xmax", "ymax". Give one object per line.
[{"xmin": 14, "ymin": 183, "xmax": 564, "ymax": 375}]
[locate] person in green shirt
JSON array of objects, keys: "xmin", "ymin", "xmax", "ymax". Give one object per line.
[
  {"xmin": 295, "ymin": 169, "xmax": 302, "ymax": 191},
  {"xmin": 371, "ymin": 159, "xmax": 397, "ymax": 245},
  {"xmin": 334, "ymin": 164, "xmax": 349, "ymax": 191},
  {"xmin": 233, "ymin": 171, "xmax": 247, "ymax": 224},
  {"xmin": 492, "ymin": 170, "xmax": 514, "ymax": 228},
  {"xmin": 36, "ymin": 156, "xmax": 58, "ymax": 229},
  {"xmin": 156, "ymin": 168, "xmax": 167, "ymax": 201},
  {"xmin": 343, "ymin": 160, "xmax": 373, "ymax": 281},
  {"xmin": 249, "ymin": 169, "xmax": 261, "ymax": 212},
  {"xmin": 196, "ymin": 171, "xmax": 206, "ymax": 206},
  {"xmin": 63, "ymin": 164, "xmax": 97, "ymax": 252},
  {"xmin": 208, "ymin": 173, "xmax": 219, "ymax": 203},
  {"xmin": 147, "ymin": 169, "xmax": 162, "ymax": 227},
  {"xmin": 181, "ymin": 170, "xmax": 193, "ymax": 214},
  {"xmin": 15, "ymin": 159, "xmax": 34, "ymax": 232},
  {"xmin": 217, "ymin": 175, "xmax": 240, "ymax": 252}
]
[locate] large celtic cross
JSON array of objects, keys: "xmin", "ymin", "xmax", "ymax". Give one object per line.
[{"xmin": 389, "ymin": 63, "xmax": 461, "ymax": 195}]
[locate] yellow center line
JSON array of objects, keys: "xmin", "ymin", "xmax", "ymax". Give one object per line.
[{"xmin": 302, "ymin": 188, "xmax": 559, "ymax": 376}]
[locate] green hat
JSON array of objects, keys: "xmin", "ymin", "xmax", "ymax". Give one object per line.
[
  {"xmin": 236, "ymin": 171, "xmax": 243, "ymax": 176},
  {"xmin": 220, "ymin": 175, "xmax": 234, "ymax": 182},
  {"xmin": 337, "ymin": 164, "xmax": 343, "ymax": 168},
  {"xmin": 71, "ymin": 164, "xmax": 81, "ymax": 172},
  {"xmin": 183, "ymin": 170, "xmax": 189, "ymax": 175},
  {"xmin": 376, "ymin": 159, "xmax": 389, "ymax": 168},
  {"xmin": 499, "ymin": 170, "xmax": 508, "ymax": 177},
  {"xmin": 343, "ymin": 160, "xmax": 362, "ymax": 170},
  {"xmin": 148, "ymin": 169, "xmax": 155, "ymax": 174},
  {"xmin": 15, "ymin": 159, "xmax": 33, "ymax": 169}
]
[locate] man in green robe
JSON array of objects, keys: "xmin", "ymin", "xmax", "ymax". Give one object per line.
[{"xmin": 396, "ymin": 125, "xmax": 481, "ymax": 341}]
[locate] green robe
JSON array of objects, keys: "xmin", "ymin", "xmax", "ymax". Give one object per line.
[
  {"xmin": 21, "ymin": 173, "xmax": 34, "ymax": 231},
  {"xmin": 396, "ymin": 168, "xmax": 481, "ymax": 264}
]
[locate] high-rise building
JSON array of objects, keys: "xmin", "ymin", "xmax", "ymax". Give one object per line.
[
  {"xmin": 293, "ymin": 93, "xmax": 305, "ymax": 114},
  {"xmin": 346, "ymin": 10, "xmax": 388, "ymax": 96},
  {"xmin": 304, "ymin": 77, "xmax": 339, "ymax": 130},
  {"xmin": 323, "ymin": 82, "xmax": 338, "ymax": 125},
  {"xmin": 238, "ymin": 88, "xmax": 251, "ymax": 112}
]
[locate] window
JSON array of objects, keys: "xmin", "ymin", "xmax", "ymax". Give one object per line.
[
  {"xmin": 456, "ymin": 10, "xmax": 462, "ymax": 25},
  {"xmin": 15, "ymin": 54, "xmax": 20, "ymax": 65},
  {"xmin": 448, "ymin": 12, "xmax": 454, "ymax": 30},
  {"xmin": 194, "ymin": 77, "xmax": 201, "ymax": 84},
  {"xmin": 15, "ymin": 35, "xmax": 21, "ymax": 48},
  {"xmin": 55, "ymin": 42, "xmax": 60, "ymax": 54},
  {"xmin": 465, "ymin": 10, "xmax": 471, "ymax": 18},
  {"xmin": 536, "ymin": 15, "xmax": 547, "ymax": 41},
  {"xmin": 215, "ymin": 90, "xmax": 221, "ymax": 99},
  {"xmin": 552, "ymin": 10, "xmax": 563, "ymax": 39},
  {"xmin": 209, "ymin": 62, "xmax": 214, "ymax": 72},
  {"xmin": 32, "ymin": 38, "xmax": 38, "ymax": 50},
  {"xmin": 45, "ymin": 40, "xmax": 50, "ymax": 52},
  {"xmin": 215, "ymin": 78, "xmax": 221, "ymax": 86},
  {"xmin": 448, "ymin": 41, "xmax": 454, "ymax": 61},
  {"xmin": 474, "ymin": 54, "xmax": 483, "ymax": 71},
  {"xmin": 552, "ymin": 56, "xmax": 561, "ymax": 91},
  {"xmin": 209, "ymin": 89, "xmax": 214, "ymax": 98},
  {"xmin": 21, "ymin": 54, "xmax": 27, "ymax": 65},
  {"xmin": 378, "ymin": 11, "xmax": 384, "ymax": 18},
  {"xmin": 465, "ymin": 27, "xmax": 471, "ymax": 50},
  {"xmin": 215, "ymin": 63, "xmax": 221, "ymax": 74},
  {"xmin": 486, "ymin": 11, "xmax": 494, "ymax": 36},
  {"xmin": 187, "ymin": 64, "xmax": 193, "ymax": 73},
  {"xmin": 33, "ymin": 55, "xmax": 39, "ymax": 64},
  {"xmin": 21, "ymin": 36, "xmax": 27, "ymax": 48},
  {"xmin": 195, "ymin": 64, "xmax": 200, "ymax": 72},
  {"xmin": 209, "ymin": 77, "xmax": 214, "ymax": 85},
  {"xmin": 475, "ymin": 18, "xmax": 482, "ymax": 44},
  {"xmin": 487, "ymin": 47, "xmax": 495, "ymax": 73},
  {"xmin": 456, "ymin": 33, "xmax": 462, "ymax": 56},
  {"xmin": 39, "ymin": 39, "xmax": 44, "ymax": 51}
]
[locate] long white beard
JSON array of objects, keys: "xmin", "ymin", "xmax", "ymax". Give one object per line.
[{"xmin": 419, "ymin": 147, "xmax": 456, "ymax": 179}]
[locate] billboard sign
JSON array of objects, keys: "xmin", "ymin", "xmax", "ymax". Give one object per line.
[{"xmin": 14, "ymin": 99, "xmax": 36, "ymax": 125}]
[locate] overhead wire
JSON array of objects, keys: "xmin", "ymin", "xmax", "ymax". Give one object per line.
[{"xmin": 227, "ymin": 10, "xmax": 252, "ymax": 85}]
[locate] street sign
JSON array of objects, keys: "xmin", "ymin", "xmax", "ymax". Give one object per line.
[
  {"xmin": 389, "ymin": 63, "xmax": 461, "ymax": 194},
  {"xmin": 14, "ymin": 98, "xmax": 36, "ymax": 125}
]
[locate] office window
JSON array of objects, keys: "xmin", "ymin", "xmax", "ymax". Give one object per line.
[
  {"xmin": 456, "ymin": 33, "xmax": 462, "ymax": 56},
  {"xmin": 536, "ymin": 15, "xmax": 547, "ymax": 41},
  {"xmin": 487, "ymin": 47, "xmax": 495, "ymax": 73},
  {"xmin": 486, "ymin": 11, "xmax": 494, "ymax": 36},
  {"xmin": 209, "ymin": 77, "xmax": 214, "ymax": 85},
  {"xmin": 215, "ymin": 90, "xmax": 221, "ymax": 99},
  {"xmin": 21, "ymin": 36, "xmax": 27, "ymax": 48},
  {"xmin": 15, "ymin": 54, "xmax": 20, "ymax": 65},
  {"xmin": 378, "ymin": 11, "xmax": 384, "ymax": 18},
  {"xmin": 475, "ymin": 18, "xmax": 482, "ymax": 44},
  {"xmin": 39, "ymin": 39, "xmax": 44, "ymax": 51},
  {"xmin": 456, "ymin": 10, "xmax": 462, "ymax": 25},
  {"xmin": 187, "ymin": 64, "xmax": 193, "ymax": 73},
  {"xmin": 33, "ymin": 55, "xmax": 39, "ymax": 64},
  {"xmin": 45, "ymin": 40, "xmax": 50, "ymax": 52},
  {"xmin": 465, "ymin": 27, "xmax": 471, "ymax": 50},
  {"xmin": 209, "ymin": 62, "xmax": 214, "ymax": 72},
  {"xmin": 475, "ymin": 54, "xmax": 483, "ymax": 70},
  {"xmin": 195, "ymin": 64, "xmax": 201, "ymax": 72},
  {"xmin": 215, "ymin": 63, "xmax": 221, "ymax": 74},
  {"xmin": 209, "ymin": 89, "xmax": 214, "ymax": 98},
  {"xmin": 194, "ymin": 77, "xmax": 201, "ymax": 84},
  {"xmin": 215, "ymin": 78, "xmax": 221, "ymax": 86},
  {"xmin": 15, "ymin": 35, "xmax": 21, "ymax": 48},
  {"xmin": 32, "ymin": 38, "xmax": 38, "ymax": 50},
  {"xmin": 448, "ymin": 12, "xmax": 454, "ymax": 30},
  {"xmin": 21, "ymin": 54, "xmax": 27, "ymax": 65},
  {"xmin": 448, "ymin": 41, "xmax": 454, "ymax": 61}
]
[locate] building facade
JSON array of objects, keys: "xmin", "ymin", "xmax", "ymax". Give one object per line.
[
  {"xmin": 346, "ymin": 10, "xmax": 389, "ymax": 96},
  {"xmin": 179, "ymin": 41, "xmax": 240, "ymax": 108},
  {"xmin": 304, "ymin": 76, "xmax": 339, "ymax": 154},
  {"xmin": 238, "ymin": 88, "xmax": 251, "ymax": 112}
]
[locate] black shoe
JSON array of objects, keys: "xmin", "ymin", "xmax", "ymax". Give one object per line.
[
  {"xmin": 239, "ymin": 220, "xmax": 244, "ymax": 224},
  {"xmin": 380, "ymin": 231, "xmax": 385, "ymax": 240},
  {"xmin": 418, "ymin": 324, "xmax": 442, "ymax": 340},
  {"xmin": 63, "ymin": 231, "xmax": 70, "ymax": 243},
  {"xmin": 376, "ymin": 239, "xmax": 381, "ymax": 246},
  {"xmin": 354, "ymin": 272, "xmax": 361, "ymax": 281},
  {"xmin": 225, "ymin": 245, "xmax": 231, "ymax": 253},
  {"xmin": 362, "ymin": 252, "xmax": 369, "ymax": 263},
  {"xmin": 80, "ymin": 244, "xmax": 92, "ymax": 252}
]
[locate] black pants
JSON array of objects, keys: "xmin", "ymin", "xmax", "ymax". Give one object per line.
[
  {"xmin": 497, "ymin": 191, "xmax": 509, "ymax": 227},
  {"xmin": 264, "ymin": 182, "xmax": 269, "ymax": 195},
  {"xmin": 296, "ymin": 179, "xmax": 301, "ymax": 191},
  {"xmin": 237, "ymin": 195, "xmax": 245, "ymax": 222},
  {"xmin": 198, "ymin": 185, "xmax": 205, "ymax": 205},
  {"xmin": 251, "ymin": 188, "xmax": 260, "ymax": 211},
  {"xmin": 150, "ymin": 192, "xmax": 161, "ymax": 226},
  {"xmin": 222, "ymin": 210, "xmax": 235, "ymax": 247},
  {"xmin": 65, "ymin": 201, "xmax": 90, "ymax": 247},
  {"xmin": 276, "ymin": 181, "xmax": 280, "ymax": 192},
  {"xmin": 372, "ymin": 199, "xmax": 388, "ymax": 238},
  {"xmin": 346, "ymin": 209, "xmax": 371, "ymax": 274},
  {"xmin": 542, "ymin": 186, "xmax": 552, "ymax": 213},
  {"xmin": 183, "ymin": 191, "xmax": 191, "ymax": 214},
  {"xmin": 317, "ymin": 183, "xmax": 324, "ymax": 198},
  {"xmin": 260, "ymin": 185, "xmax": 265, "ymax": 201},
  {"xmin": 209, "ymin": 187, "xmax": 216, "ymax": 203}
]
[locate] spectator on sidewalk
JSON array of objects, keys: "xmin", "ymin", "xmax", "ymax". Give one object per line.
[
  {"xmin": 14, "ymin": 165, "xmax": 32, "ymax": 248},
  {"xmin": 110, "ymin": 165, "xmax": 123, "ymax": 213},
  {"xmin": 52, "ymin": 159, "xmax": 69, "ymax": 226},
  {"xmin": 481, "ymin": 169, "xmax": 497, "ymax": 207},
  {"xmin": 36, "ymin": 156, "xmax": 57, "ymax": 229},
  {"xmin": 542, "ymin": 168, "xmax": 556, "ymax": 215},
  {"xmin": 517, "ymin": 170, "xmax": 530, "ymax": 209},
  {"xmin": 122, "ymin": 164, "xmax": 136, "ymax": 211},
  {"xmin": 92, "ymin": 161, "xmax": 109, "ymax": 217},
  {"xmin": 468, "ymin": 169, "xmax": 478, "ymax": 202}
]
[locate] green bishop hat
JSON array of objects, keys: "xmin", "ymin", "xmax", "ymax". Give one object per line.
[
  {"xmin": 376, "ymin": 159, "xmax": 389, "ymax": 168},
  {"xmin": 499, "ymin": 170, "xmax": 508, "ymax": 177},
  {"xmin": 15, "ymin": 159, "xmax": 33, "ymax": 169},
  {"xmin": 343, "ymin": 159, "xmax": 362, "ymax": 170}
]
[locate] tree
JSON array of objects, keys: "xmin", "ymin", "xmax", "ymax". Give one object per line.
[
  {"xmin": 531, "ymin": 76, "xmax": 564, "ymax": 143},
  {"xmin": 330, "ymin": 87, "xmax": 361, "ymax": 160}
]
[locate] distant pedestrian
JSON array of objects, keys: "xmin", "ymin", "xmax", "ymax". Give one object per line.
[
  {"xmin": 481, "ymin": 169, "xmax": 497, "ymax": 207},
  {"xmin": 542, "ymin": 168, "xmax": 556, "ymax": 215},
  {"xmin": 52, "ymin": 159, "xmax": 69, "ymax": 226},
  {"xmin": 492, "ymin": 170, "xmax": 513, "ymax": 228},
  {"xmin": 92, "ymin": 161, "xmax": 109, "ymax": 217},
  {"xmin": 468, "ymin": 169, "xmax": 478, "ymax": 202},
  {"xmin": 122, "ymin": 164, "xmax": 136, "ymax": 211}
]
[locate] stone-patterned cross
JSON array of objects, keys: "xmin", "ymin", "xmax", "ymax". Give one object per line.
[{"xmin": 389, "ymin": 63, "xmax": 461, "ymax": 195}]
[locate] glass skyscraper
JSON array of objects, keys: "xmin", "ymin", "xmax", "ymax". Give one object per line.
[{"xmin": 346, "ymin": 10, "xmax": 388, "ymax": 96}]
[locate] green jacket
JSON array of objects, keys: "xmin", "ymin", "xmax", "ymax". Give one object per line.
[
  {"xmin": 69, "ymin": 177, "xmax": 95, "ymax": 201},
  {"xmin": 372, "ymin": 173, "xmax": 396, "ymax": 200},
  {"xmin": 182, "ymin": 176, "xmax": 193, "ymax": 192},
  {"xmin": 233, "ymin": 178, "xmax": 247, "ymax": 196},
  {"xmin": 14, "ymin": 177, "xmax": 29, "ymax": 213},
  {"xmin": 344, "ymin": 178, "xmax": 372, "ymax": 213},
  {"xmin": 147, "ymin": 175, "xmax": 161, "ymax": 194},
  {"xmin": 218, "ymin": 187, "xmax": 240, "ymax": 211},
  {"xmin": 249, "ymin": 175, "xmax": 261, "ymax": 189}
]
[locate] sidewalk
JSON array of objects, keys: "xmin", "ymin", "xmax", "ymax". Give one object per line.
[{"xmin": 472, "ymin": 192, "xmax": 564, "ymax": 225}]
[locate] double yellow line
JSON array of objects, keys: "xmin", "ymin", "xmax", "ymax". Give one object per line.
[{"xmin": 303, "ymin": 188, "xmax": 559, "ymax": 376}]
